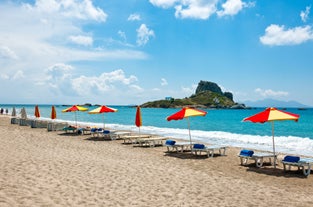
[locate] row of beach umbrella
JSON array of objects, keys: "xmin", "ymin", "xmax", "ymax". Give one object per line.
[{"xmin": 11, "ymin": 105, "xmax": 300, "ymax": 167}]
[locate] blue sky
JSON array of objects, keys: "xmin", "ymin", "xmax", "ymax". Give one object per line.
[{"xmin": 1, "ymin": 0, "xmax": 313, "ymax": 106}]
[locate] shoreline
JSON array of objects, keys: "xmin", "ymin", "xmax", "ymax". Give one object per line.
[{"xmin": 1, "ymin": 115, "xmax": 313, "ymax": 206}]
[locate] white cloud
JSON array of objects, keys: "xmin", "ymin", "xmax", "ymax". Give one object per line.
[
  {"xmin": 149, "ymin": 0, "xmax": 178, "ymax": 8},
  {"xmin": 71, "ymin": 69, "xmax": 138, "ymax": 96},
  {"xmin": 175, "ymin": 0, "xmax": 218, "ymax": 19},
  {"xmin": 136, "ymin": 24, "xmax": 155, "ymax": 46},
  {"xmin": 255, "ymin": 88, "xmax": 289, "ymax": 97},
  {"xmin": 12, "ymin": 70, "xmax": 25, "ymax": 80},
  {"xmin": 217, "ymin": 0, "xmax": 255, "ymax": 17},
  {"xmin": 260, "ymin": 24, "xmax": 313, "ymax": 46},
  {"xmin": 0, "ymin": 74, "xmax": 9, "ymax": 80},
  {"xmin": 181, "ymin": 84, "xmax": 197, "ymax": 95},
  {"xmin": 0, "ymin": 1, "xmax": 147, "ymax": 79},
  {"xmin": 161, "ymin": 78, "xmax": 168, "ymax": 86},
  {"xmin": 28, "ymin": 0, "xmax": 107, "ymax": 22},
  {"xmin": 69, "ymin": 35, "xmax": 93, "ymax": 46},
  {"xmin": 150, "ymin": 0, "xmax": 252, "ymax": 19},
  {"xmin": 0, "ymin": 46, "xmax": 18, "ymax": 59},
  {"xmin": 118, "ymin": 30, "xmax": 127, "ymax": 42},
  {"xmin": 127, "ymin": 13, "xmax": 141, "ymax": 21},
  {"xmin": 300, "ymin": 6, "xmax": 310, "ymax": 23},
  {"xmin": 45, "ymin": 63, "xmax": 74, "ymax": 90}
]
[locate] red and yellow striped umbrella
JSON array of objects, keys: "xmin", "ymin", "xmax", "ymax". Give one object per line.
[
  {"xmin": 243, "ymin": 107, "xmax": 299, "ymax": 123},
  {"xmin": 167, "ymin": 107, "xmax": 207, "ymax": 144},
  {"xmin": 62, "ymin": 105, "xmax": 88, "ymax": 112},
  {"xmin": 243, "ymin": 107, "xmax": 299, "ymax": 168},
  {"xmin": 62, "ymin": 105, "xmax": 88, "ymax": 127},
  {"xmin": 88, "ymin": 105, "xmax": 117, "ymax": 129},
  {"xmin": 88, "ymin": 105, "xmax": 117, "ymax": 114},
  {"xmin": 167, "ymin": 107, "xmax": 207, "ymax": 121}
]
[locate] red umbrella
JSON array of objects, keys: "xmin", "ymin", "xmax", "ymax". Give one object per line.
[
  {"xmin": 243, "ymin": 107, "xmax": 299, "ymax": 167},
  {"xmin": 51, "ymin": 105, "xmax": 57, "ymax": 120},
  {"xmin": 135, "ymin": 106, "xmax": 142, "ymax": 127},
  {"xmin": 34, "ymin": 105, "xmax": 40, "ymax": 118},
  {"xmin": 88, "ymin": 105, "xmax": 117, "ymax": 129},
  {"xmin": 167, "ymin": 107, "xmax": 207, "ymax": 144},
  {"xmin": 135, "ymin": 106, "xmax": 142, "ymax": 135}
]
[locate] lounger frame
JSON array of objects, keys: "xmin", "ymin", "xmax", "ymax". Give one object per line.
[
  {"xmin": 282, "ymin": 158, "xmax": 313, "ymax": 177},
  {"xmin": 238, "ymin": 153, "xmax": 276, "ymax": 168}
]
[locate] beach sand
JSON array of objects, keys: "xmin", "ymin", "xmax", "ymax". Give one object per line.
[{"xmin": 1, "ymin": 115, "xmax": 313, "ymax": 207}]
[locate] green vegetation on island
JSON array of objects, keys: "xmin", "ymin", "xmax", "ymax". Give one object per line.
[{"xmin": 141, "ymin": 80, "xmax": 245, "ymax": 109}]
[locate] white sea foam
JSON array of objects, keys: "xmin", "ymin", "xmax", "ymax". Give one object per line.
[
  {"xmin": 16, "ymin": 112, "xmax": 313, "ymax": 157},
  {"xmin": 108, "ymin": 123, "xmax": 313, "ymax": 157}
]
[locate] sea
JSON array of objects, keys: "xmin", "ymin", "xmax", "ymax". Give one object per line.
[{"xmin": 1, "ymin": 104, "xmax": 313, "ymax": 156}]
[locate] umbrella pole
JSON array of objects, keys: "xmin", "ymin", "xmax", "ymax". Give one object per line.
[
  {"xmin": 75, "ymin": 111, "xmax": 78, "ymax": 128},
  {"xmin": 187, "ymin": 117, "xmax": 192, "ymax": 145},
  {"xmin": 103, "ymin": 113, "xmax": 105, "ymax": 129},
  {"xmin": 271, "ymin": 121, "xmax": 276, "ymax": 168}
]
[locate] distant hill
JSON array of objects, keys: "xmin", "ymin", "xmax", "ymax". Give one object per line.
[
  {"xmin": 141, "ymin": 80, "xmax": 236, "ymax": 108},
  {"xmin": 244, "ymin": 99, "xmax": 310, "ymax": 108}
]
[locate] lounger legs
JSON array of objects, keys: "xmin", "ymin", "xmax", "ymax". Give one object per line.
[{"xmin": 283, "ymin": 163, "xmax": 311, "ymax": 177}]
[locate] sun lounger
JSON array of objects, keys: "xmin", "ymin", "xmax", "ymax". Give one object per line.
[
  {"xmin": 165, "ymin": 140, "xmax": 193, "ymax": 153},
  {"xmin": 238, "ymin": 149, "xmax": 276, "ymax": 167},
  {"xmin": 281, "ymin": 156, "xmax": 313, "ymax": 177},
  {"xmin": 62, "ymin": 126, "xmax": 77, "ymax": 133},
  {"xmin": 63, "ymin": 126, "xmax": 90, "ymax": 135},
  {"xmin": 121, "ymin": 135, "xmax": 152, "ymax": 144},
  {"xmin": 135, "ymin": 137, "xmax": 168, "ymax": 147},
  {"xmin": 112, "ymin": 131, "xmax": 132, "ymax": 139},
  {"xmin": 192, "ymin": 144, "xmax": 227, "ymax": 158}
]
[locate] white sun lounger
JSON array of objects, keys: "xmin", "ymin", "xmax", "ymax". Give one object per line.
[
  {"xmin": 122, "ymin": 135, "xmax": 152, "ymax": 144},
  {"xmin": 165, "ymin": 140, "xmax": 193, "ymax": 153},
  {"xmin": 192, "ymin": 144, "xmax": 227, "ymax": 158},
  {"xmin": 135, "ymin": 137, "xmax": 168, "ymax": 147},
  {"xmin": 238, "ymin": 150, "xmax": 276, "ymax": 168},
  {"xmin": 281, "ymin": 156, "xmax": 313, "ymax": 177}
]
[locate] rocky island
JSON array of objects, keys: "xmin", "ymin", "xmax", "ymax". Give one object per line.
[{"xmin": 141, "ymin": 80, "xmax": 247, "ymax": 109}]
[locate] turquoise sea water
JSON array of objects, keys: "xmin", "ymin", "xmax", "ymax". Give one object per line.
[{"xmin": 1, "ymin": 104, "xmax": 313, "ymax": 156}]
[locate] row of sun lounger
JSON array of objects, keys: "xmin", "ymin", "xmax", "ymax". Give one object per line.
[
  {"xmin": 238, "ymin": 149, "xmax": 313, "ymax": 177},
  {"xmin": 12, "ymin": 118, "xmax": 312, "ymax": 177}
]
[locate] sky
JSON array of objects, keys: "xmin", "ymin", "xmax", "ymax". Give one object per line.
[{"xmin": 1, "ymin": 0, "xmax": 313, "ymax": 106}]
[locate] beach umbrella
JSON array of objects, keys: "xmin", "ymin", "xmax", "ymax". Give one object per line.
[
  {"xmin": 11, "ymin": 107, "xmax": 16, "ymax": 117},
  {"xmin": 135, "ymin": 106, "xmax": 142, "ymax": 135},
  {"xmin": 243, "ymin": 107, "xmax": 300, "ymax": 168},
  {"xmin": 88, "ymin": 105, "xmax": 117, "ymax": 129},
  {"xmin": 62, "ymin": 105, "xmax": 88, "ymax": 127},
  {"xmin": 34, "ymin": 105, "xmax": 40, "ymax": 118},
  {"xmin": 167, "ymin": 107, "xmax": 207, "ymax": 145},
  {"xmin": 20, "ymin": 107, "xmax": 27, "ymax": 119},
  {"xmin": 51, "ymin": 105, "xmax": 57, "ymax": 120}
]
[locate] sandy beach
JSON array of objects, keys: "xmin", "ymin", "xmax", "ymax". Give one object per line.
[{"xmin": 1, "ymin": 115, "xmax": 313, "ymax": 207}]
